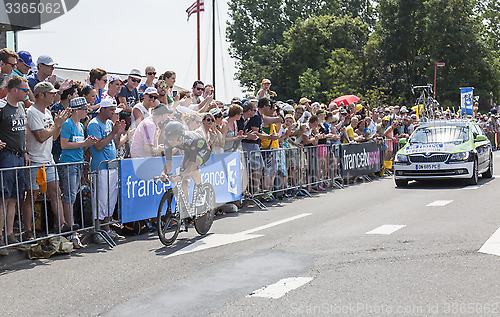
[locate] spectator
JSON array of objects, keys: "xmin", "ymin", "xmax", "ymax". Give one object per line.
[
  {"xmin": 162, "ymin": 70, "xmax": 177, "ymax": 106},
  {"xmin": 130, "ymin": 103, "xmax": 171, "ymax": 158},
  {"xmin": 222, "ymin": 104, "xmax": 244, "ymax": 152},
  {"xmin": 203, "ymin": 84, "xmax": 214, "ymax": 99},
  {"xmin": 257, "ymin": 79, "xmax": 276, "ymax": 99},
  {"xmin": 195, "ymin": 112, "xmax": 223, "ymax": 154},
  {"xmin": 26, "ymin": 55, "xmax": 58, "ymax": 93},
  {"xmin": 12, "ymin": 51, "xmax": 35, "ymax": 78},
  {"xmin": 301, "ymin": 115, "xmax": 322, "ymax": 193},
  {"xmin": 80, "ymin": 85, "xmax": 98, "ymax": 108},
  {"xmin": 182, "ymin": 111, "xmax": 202, "ymax": 131},
  {"xmin": 87, "ymin": 98, "xmax": 127, "ymax": 243},
  {"xmin": 132, "ymin": 87, "xmax": 158, "ymax": 129},
  {"xmin": 0, "ymin": 76, "xmax": 29, "ymax": 254},
  {"xmin": 117, "ymin": 69, "xmax": 141, "ymax": 112},
  {"xmin": 59, "ymin": 97, "xmax": 98, "ymax": 248},
  {"xmin": 101, "ymin": 74, "xmax": 124, "ymax": 105},
  {"xmin": 0, "ymin": 48, "xmax": 18, "ymax": 75},
  {"xmin": 51, "ymin": 84, "xmax": 79, "ymax": 162},
  {"xmin": 156, "ymin": 79, "xmax": 169, "ymax": 105},
  {"xmin": 345, "ymin": 116, "xmax": 359, "ymax": 141},
  {"xmin": 22, "ymin": 82, "xmax": 72, "ymax": 241},
  {"xmin": 260, "ymin": 103, "xmax": 280, "ymax": 202},
  {"xmin": 191, "ymin": 80, "xmax": 205, "ymax": 104},
  {"xmin": 138, "ymin": 66, "xmax": 156, "ymax": 93},
  {"xmin": 209, "ymin": 108, "xmax": 225, "ymax": 153},
  {"xmin": 240, "ymin": 98, "xmax": 279, "ymax": 195},
  {"xmin": 89, "ymin": 68, "xmax": 107, "ymax": 105}
]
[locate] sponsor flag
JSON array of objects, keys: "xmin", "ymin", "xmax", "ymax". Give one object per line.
[
  {"xmin": 186, "ymin": 0, "xmax": 204, "ymax": 20},
  {"xmin": 460, "ymin": 87, "xmax": 474, "ymax": 115}
]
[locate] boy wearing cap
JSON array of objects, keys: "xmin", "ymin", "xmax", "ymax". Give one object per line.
[
  {"xmin": 87, "ymin": 98, "xmax": 127, "ymax": 243},
  {"xmin": 22, "ymin": 81, "xmax": 72, "ymax": 240},
  {"xmin": 0, "ymin": 76, "xmax": 29, "ymax": 253},
  {"xmin": 59, "ymin": 97, "xmax": 98, "ymax": 248},
  {"xmin": 258, "ymin": 79, "xmax": 276, "ymax": 100}
]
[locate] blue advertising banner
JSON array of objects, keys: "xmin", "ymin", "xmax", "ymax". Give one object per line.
[
  {"xmin": 460, "ymin": 87, "xmax": 474, "ymax": 115},
  {"xmin": 119, "ymin": 152, "xmax": 243, "ymax": 223}
]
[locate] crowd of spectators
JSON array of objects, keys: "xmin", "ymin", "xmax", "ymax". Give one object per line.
[{"xmin": 0, "ymin": 47, "xmax": 497, "ymax": 254}]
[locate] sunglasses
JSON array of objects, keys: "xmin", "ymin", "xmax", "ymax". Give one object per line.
[
  {"xmin": 130, "ymin": 77, "xmax": 141, "ymax": 83},
  {"xmin": 204, "ymin": 118, "xmax": 214, "ymax": 122},
  {"xmin": 147, "ymin": 95, "xmax": 158, "ymax": 100},
  {"xmin": 5, "ymin": 61, "xmax": 16, "ymax": 67},
  {"xmin": 195, "ymin": 87, "xmax": 204, "ymax": 90},
  {"xmin": 16, "ymin": 87, "xmax": 30, "ymax": 92},
  {"xmin": 102, "ymin": 79, "xmax": 108, "ymax": 83},
  {"xmin": 147, "ymin": 72, "xmax": 156, "ymax": 76},
  {"xmin": 158, "ymin": 85, "xmax": 167, "ymax": 89}
]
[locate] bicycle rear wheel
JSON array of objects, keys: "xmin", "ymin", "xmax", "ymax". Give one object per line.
[
  {"xmin": 157, "ymin": 189, "xmax": 180, "ymax": 246},
  {"xmin": 194, "ymin": 183, "xmax": 216, "ymax": 235}
]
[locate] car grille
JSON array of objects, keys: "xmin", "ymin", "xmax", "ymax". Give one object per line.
[{"xmin": 409, "ymin": 154, "xmax": 449, "ymax": 163}]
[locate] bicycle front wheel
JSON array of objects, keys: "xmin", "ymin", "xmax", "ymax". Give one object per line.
[
  {"xmin": 194, "ymin": 183, "xmax": 216, "ymax": 235},
  {"xmin": 157, "ymin": 189, "xmax": 180, "ymax": 246}
]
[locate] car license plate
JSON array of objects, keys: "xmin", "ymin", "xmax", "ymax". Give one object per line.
[{"xmin": 415, "ymin": 164, "xmax": 440, "ymax": 170}]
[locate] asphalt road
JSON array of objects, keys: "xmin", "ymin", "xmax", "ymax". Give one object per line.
[{"xmin": 2, "ymin": 155, "xmax": 500, "ymax": 317}]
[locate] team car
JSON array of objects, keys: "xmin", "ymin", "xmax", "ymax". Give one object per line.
[{"xmin": 393, "ymin": 120, "xmax": 493, "ymax": 187}]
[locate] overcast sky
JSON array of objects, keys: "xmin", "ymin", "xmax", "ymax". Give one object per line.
[{"xmin": 16, "ymin": 0, "xmax": 243, "ymax": 102}]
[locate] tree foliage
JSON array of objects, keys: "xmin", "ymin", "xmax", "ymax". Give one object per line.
[{"xmin": 227, "ymin": 0, "xmax": 500, "ymax": 109}]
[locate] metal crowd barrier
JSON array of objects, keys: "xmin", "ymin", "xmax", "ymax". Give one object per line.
[
  {"xmin": 0, "ymin": 161, "xmax": 92, "ymax": 252},
  {"xmin": 92, "ymin": 159, "xmax": 122, "ymax": 247},
  {"xmin": 243, "ymin": 144, "xmax": 342, "ymax": 209}
]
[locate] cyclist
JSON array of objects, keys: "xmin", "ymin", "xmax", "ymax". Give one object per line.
[{"xmin": 160, "ymin": 121, "xmax": 211, "ymax": 218}]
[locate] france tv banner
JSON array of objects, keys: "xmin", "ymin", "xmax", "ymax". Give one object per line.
[
  {"xmin": 460, "ymin": 87, "xmax": 474, "ymax": 115},
  {"xmin": 119, "ymin": 153, "xmax": 243, "ymax": 223}
]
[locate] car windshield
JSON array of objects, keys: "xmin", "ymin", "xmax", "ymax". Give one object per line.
[{"xmin": 410, "ymin": 126, "xmax": 469, "ymax": 144}]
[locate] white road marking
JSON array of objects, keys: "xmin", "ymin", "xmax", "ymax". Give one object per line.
[
  {"xmin": 478, "ymin": 227, "xmax": 500, "ymax": 257},
  {"xmin": 165, "ymin": 233, "xmax": 263, "ymax": 258},
  {"xmin": 248, "ymin": 277, "xmax": 313, "ymax": 299},
  {"xmin": 493, "ymin": 175, "xmax": 500, "ymax": 178},
  {"xmin": 165, "ymin": 213, "xmax": 312, "ymax": 258},
  {"xmin": 366, "ymin": 225, "xmax": 406, "ymax": 235},
  {"xmin": 463, "ymin": 185, "xmax": 480, "ymax": 190},
  {"xmin": 240, "ymin": 213, "xmax": 312, "ymax": 235},
  {"xmin": 426, "ymin": 200, "xmax": 453, "ymax": 207}
]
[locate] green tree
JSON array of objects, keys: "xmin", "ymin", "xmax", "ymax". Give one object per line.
[
  {"xmin": 280, "ymin": 15, "xmax": 371, "ymax": 102},
  {"xmin": 227, "ymin": 0, "xmax": 342, "ymax": 95},
  {"xmin": 298, "ymin": 68, "xmax": 321, "ymax": 100}
]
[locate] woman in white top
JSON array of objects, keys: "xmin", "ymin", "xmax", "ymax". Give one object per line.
[
  {"xmin": 196, "ymin": 113, "xmax": 224, "ymax": 153},
  {"xmin": 222, "ymin": 105, "xmax": 244, "ymax": 152},
  {"xmin": 131, "ymin": 87, "xmax": 158, "ymax": 129}
]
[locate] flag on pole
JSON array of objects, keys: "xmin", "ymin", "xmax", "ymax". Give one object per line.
[{"xmin": 186, "ymin": 0, "xmax": 204, "ymax": 20}]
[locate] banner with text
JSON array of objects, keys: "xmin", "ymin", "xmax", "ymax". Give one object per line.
[
  {"xmin": 340, "ymin": 142, "xmax": 382, "ymax": 178},
  {"xmin": 119, "ymin": 152, "xmax": 243, "ymax": 223}
]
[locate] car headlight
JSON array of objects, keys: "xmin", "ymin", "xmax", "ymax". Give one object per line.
[
  {"xmin": 449, "ymin": 151, "xmax": 470, "ymax": 161},
  {"xmin": 395, "ymin": 154, "xmax": 409, "ymax": 163}
]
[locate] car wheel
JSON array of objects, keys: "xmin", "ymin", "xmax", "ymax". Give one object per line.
[
  {"xmin": 468, "ymin": 158, "xmax": 478, "ymax": 185},
  {"xmin": 483, "ymin": 154, "xmax": 493, "ymax": 178},
  {"xmin": 395, "ymin": 179, "xmax": 408, "ymax": 187}
]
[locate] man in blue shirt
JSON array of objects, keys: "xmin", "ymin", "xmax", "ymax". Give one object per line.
[
  {"xmin": 26, "ymin": 55, "xmax": 58, "ymax": 96},
  {"xmin": 86, "ymin": 98, "xmax": 126, "ymax": 243}
]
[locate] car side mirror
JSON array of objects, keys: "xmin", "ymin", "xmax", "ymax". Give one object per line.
[
  {"xmin": 475, "ymin": 135, "xmax": 487, "ymax": 142},
  {"xmin": 398, "ymin": 138, "xmax": 407, "ymax": 145}
]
